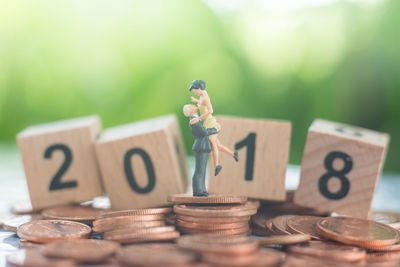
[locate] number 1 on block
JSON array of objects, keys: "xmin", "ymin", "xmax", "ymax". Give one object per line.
[{"xmin": 209, "ymin": 116, "xmax": 291, "ymax": 201}]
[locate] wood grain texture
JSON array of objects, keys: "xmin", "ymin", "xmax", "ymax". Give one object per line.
[
  {"xmin": 95, "ymin": 114, "xmax": 186, "ymax": 210},
  {"xmin": 165, "ymin": 116, "xmax": 189, "ymax": 191},
  {"xmin": 294, "ymin": 119, "xmax": 390, "ymax": 218},
  {"xmin": 208, "ymin": 116, "xmax": 291, "ymax": 200},
  {"xmin": 17, "ymin": 115, "xmax": 102, "ymax": 211}
]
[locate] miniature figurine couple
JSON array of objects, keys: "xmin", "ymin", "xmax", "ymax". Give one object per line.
[{"xmin": 183, "ymin": 80, "xmax": 238, "ymax": 196}]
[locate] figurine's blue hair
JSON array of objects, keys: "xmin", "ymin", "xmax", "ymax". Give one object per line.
[{"xmin": 189, "ymin": 80, "xmax": 206, "ymax": 91}]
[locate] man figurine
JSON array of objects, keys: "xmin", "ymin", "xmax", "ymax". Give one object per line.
[{"xmin": 183, "ymin": 104, "xmax": 217, "ymax": 196}]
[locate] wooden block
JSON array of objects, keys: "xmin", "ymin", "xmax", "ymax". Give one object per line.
[
  {"xmin": 294, "ymin": 119, "xmax": 390, "ymax": 218},
  {"xmin": 208, "ymin": 116, "xmax": 291, "ymax": 201},
  {"xmin": 95, "ymin": 114, "xmax": 186, "ymax": 210},
  {"xmin": 17, "ymin": 116, "xmax": 103, "ymax": 211},
  {"xmin": 164, "ymin": 116, "xmax": 189, "ymax": 191}
]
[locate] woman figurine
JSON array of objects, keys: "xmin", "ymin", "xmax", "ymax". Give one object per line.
[{"xmin": 189, "ymin": 80, "xmax": 239, "ymax": 176}]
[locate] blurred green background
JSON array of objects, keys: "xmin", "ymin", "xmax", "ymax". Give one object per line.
[{"xmin": 0, "ymin": 0, "xmax": 399, "ymax": 172}]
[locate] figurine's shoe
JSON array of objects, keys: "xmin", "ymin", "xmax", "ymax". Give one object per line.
[
  {"xmin": 215, "ymin": 165, "xmax": 222, "ymax": 176},
  {"xmin": 194, "ymin": 192, "xmax": 209, "ymax": 197},
  {"xmin": 234, "ymin": 151, "xmax": 239, "ymax": 162}
]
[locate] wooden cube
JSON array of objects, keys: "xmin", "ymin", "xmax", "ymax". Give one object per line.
[
  {"xmin": 294, "ymin": 119, "xmax": 390, "ymax": 218},
  {"xmin": 95, "ymin": 114, "xmax": 186, "ymax": 210},
  {"xmin": 17, "ymin": 116, "xmax": 103, "ymax": 211},
  {"xmin": 208, "ymin": 116, "xmax": 291, "ymax": 200},
  {"xmin": 164, "ymin": 115, "xmax": 189, "ymax": 191}
]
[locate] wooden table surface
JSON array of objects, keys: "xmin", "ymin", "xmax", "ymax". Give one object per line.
[{"xmin": 0, "ymin": 145, "xmax": 399, "ymax": 266}]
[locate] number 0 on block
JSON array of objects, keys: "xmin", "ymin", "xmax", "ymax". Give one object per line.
[{"xmin": 95, "ymin": 115, "xmax": 186, "ymax": 210}]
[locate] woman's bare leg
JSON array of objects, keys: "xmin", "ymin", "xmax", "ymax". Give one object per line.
[
  {"xmin": 209, "ymin": 135, "xmax": 219, "ymax": 167},
  {"xmin": 216, "ymin": 138, "xmax": 234, "ymax": 157}
]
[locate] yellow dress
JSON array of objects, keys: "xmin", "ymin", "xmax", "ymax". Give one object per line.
[{"xmin": 199, "ymin": 105, "xmax": 219, "ymax": 130}]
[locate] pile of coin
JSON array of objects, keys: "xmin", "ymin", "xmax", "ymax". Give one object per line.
[
  {"xmin": 93, "ymin": 207, "xmax": 180, "ymax": 244},
  {"xmin": 168, "ymin": 194, "xmax": 257, "ymax": 235},
  {"xmin": 246, "ymin": 191, "xmax": 400, "ymax": 266},
  {"xmin": 250, "ymin": 190, "xmax": 330, "ymax": 236},
  {"xmin": 0, "ymin": 202, "xmax": 108, "ymax": 235},
  {"xmin": 117, "ymin": 243, "xmax": 197, "ymax": 266},
  {"xmin": 4, "ymin": 192, "xmax": 400, "ymax": 266},
  {"xmin": 178, "ymin": 234, "xmax": 284, "ymax": 266}
]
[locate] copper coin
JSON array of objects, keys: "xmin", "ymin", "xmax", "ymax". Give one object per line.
[
  {"xmin": 174, "ymin": 204, "xmax": 257, "ymax": 218},
  {"xmin": 118, "ymin": 243, "xmax": 196, "ymax": 266},
  {"xmin": 19, "ymin": 239, "xmax": 42, "ymax": 249},
  {"xmin": 177, "ymin": 234, "xmax": 258, "ymax": 255},
  {"xmin": 108, "ymin": 230, "xmax": 180, "ymax": 244},
  {"xmin": 282, "ymin": 255, "xmax": 355, "ymax": 267},
  {"xmin": 11, "ymin": 201, "xmax": 34, "ymax": 215},
  {"xmin": 271, "ymin": 215, "xmax": 293, "ymax": 235},
  {"xmin": 286, "ymin": 215, "xmax": 323, "ymax": 240},
  {"xmin": 103, "ymin": 225, "xmax": 176, "ymax": 240},
  {"xmin": 167, "ymin": 194, "xmax": 247, "ymax": 204},
  {"xmin": 177, "ymin": 214, "xmax": 250, "ymax": 223},
  {"xmin": 17, "ymin": 220, "xmax": 91, "ymax": 243},
  {"xmin": 176, "ymin": 220, "xmax": 249, "ymax": 230},
  {"xmin": 202, "ymin": 248, "xmax": 284, "ymax": 267},
  {"xmin": 93, "ymin": 214, "xmax": 166, "ymax": 227},
  {"xmin": 92, "ymin": 220, "xmax": 165, "ymax": 233},
  {"xmin": 2, "ymin": 214, "xmax": 42, "ymax": 232},
  {"xmin": 43, "ymin": 239, "xmax": 120, "ymax": 263},
  {"xmin": 366, "ymin": 251, "xmax": 400, "ymax": 262},
  {"xmin": 265, "ymin": 218, "xmax": 278, "ymax": 235},
  {"xmin": 251, "ymin": 223, "xmax": 271, "ymax": 236},
  {"xmin": 42, "ymin": 205, "xmax": 107, "ymax": 225},
  {"xmin": 316, "ymin": 216, "xmax": 400, "ymax": 249},
  {"xmin": 288, "ymin": 240, "xmax": 366, "ymax": 262},
  {"xmin": 99, "ymin": 207, "xmax": 172, "ymax": 219},
  {"xmin": 7, "ymin": 249, "xmax": 75, "ymax": 267},
  {"xmin": 178, "ymin": 226, "xmax": 250, "ymax": 235},
  {"xmin": 368, "ymin": 242, "xmax": 400, "ymax": 252},
  {"xmin": 258, "ymin": 234, "xmax": 311, "ymax": 246},
  {"xmin": 251, "ymin": 213, "xmax": 276, "ymax": 236}
]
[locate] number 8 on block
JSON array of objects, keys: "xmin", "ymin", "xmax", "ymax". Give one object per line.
[
  {"xmin": 17, "ymin": 116, "xmax": 103, "ymax": 211},
  {"xmin": 294, "ymin": 119, "xmax": 390, "ymax": 218}
]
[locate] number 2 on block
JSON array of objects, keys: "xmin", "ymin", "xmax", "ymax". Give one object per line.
[
  {"xmin": 235, "ymin": 133, "xmax": 256, "ymax": 181},
  {"xmin": 44, "ymin": 144, "xmax": 78, "ymax": 191}
]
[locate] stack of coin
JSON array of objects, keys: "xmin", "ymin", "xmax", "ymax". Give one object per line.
[
  {"xmin": 178, "ymin": 234, "xmax": 285, "ymax": 266},
  {"xmin": 118, "ymin": 243, "xmax": 197, "ymax": 266},
  {"xmin": 168, "ymin": 194, "xmax": 257, "ymax": 235},
  {"xmin": 93, "ymin": 207, "xmax": 180, "ymax": 244}
]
